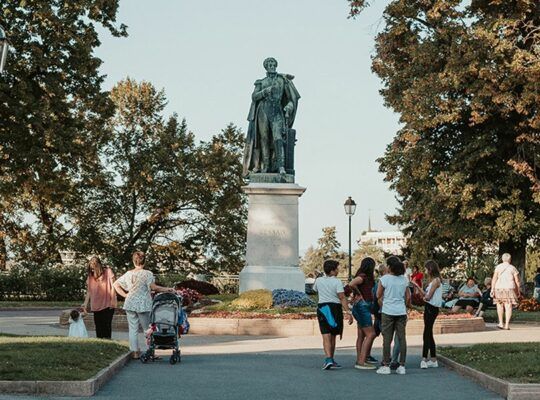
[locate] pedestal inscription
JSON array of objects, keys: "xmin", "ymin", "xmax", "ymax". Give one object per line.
[{"xmin": 239, "ymin": 183, "xmax": 306, "ymax": 293}]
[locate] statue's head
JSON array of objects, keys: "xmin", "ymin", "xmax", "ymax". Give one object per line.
[{"xmin": 263, "ymin": 57, "xmax": 278, "ymax": 73}]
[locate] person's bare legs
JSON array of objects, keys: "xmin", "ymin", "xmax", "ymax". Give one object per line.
[
  {"xmin": 465, "ymin": 305, "xmax": 474, "ymax": 314},
  {"xmin": 330, "ymin": 335, "xmax": 337, "ymax": 358},
  {"xmin": 359, "ymin": 326, "xmax": 377, "ymax": 365},
  {"xmin": 504, "ymin": 303, "xmax": 513, "ymax": 329},
  {"xmin": 322, "ymin": 334, "xmax": 333, "ymax": 358},
  {"xmin": 356, "ymin": 327, "xmax": 365, "ymax": 364},
  {"xmin": 496, "ymin": 303, "xmax": 504, "ymax": 328},
  {"xmin": 451, "ymin": 305, "xmax": 462, "ymax": 314}
]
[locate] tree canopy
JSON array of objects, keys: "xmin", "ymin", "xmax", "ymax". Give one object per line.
[
  {"xmin": 300, "ymin": 226, "xmax": 344, "ymax": 275},
  {"xmin": 0, "ymin": 1, "xmax": 126, "ymax": 266},
  {"xmin": 350, "ymin": 0, "xmax": 540, "ymax": 275},
  {"xmin": 0, "ymin": 4, "xmax": 247, "ymax": 274}
]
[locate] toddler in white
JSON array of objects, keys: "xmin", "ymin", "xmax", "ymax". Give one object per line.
[{"xmin": 68, "ymin": 309, "xmax": 89, "ymax": 338}]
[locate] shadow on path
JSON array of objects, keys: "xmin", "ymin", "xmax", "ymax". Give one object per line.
[{"xmin": 0, "ymin": 351, "xmax": 501, "ymax": 400}]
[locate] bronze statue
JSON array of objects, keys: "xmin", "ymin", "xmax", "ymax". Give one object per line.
[{"xmin": 243, "ymin": 57, "xmax": 300, "ymax": 179}]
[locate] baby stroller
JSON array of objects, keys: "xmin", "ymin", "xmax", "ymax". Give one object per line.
[{"xmin": 141, "ymin": 292, "xmax": 182, "ymax": 365}]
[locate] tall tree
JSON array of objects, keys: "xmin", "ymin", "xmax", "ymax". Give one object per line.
[
  {"xmin": 300, "ymin": 226, "xmax": 344, "ymax": 274},
  {"xmin": 72, "ymin": 79, "xmax": 246, "ymax": 273},
  {"xmin": 350, "ymin": 0, "xmax": 540, "ymax": 276},
  {"xmin": 352, "ymin": 241, "xmax": 384, "ymax": 268},
  {"xmin": 0, "ymin": 1, "xmax": 126, "ymax": 264}
]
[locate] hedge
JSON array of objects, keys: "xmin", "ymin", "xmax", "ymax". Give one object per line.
[{"xmin": 0, "ymin": 263, "xmax": 86, "ymax": 301}]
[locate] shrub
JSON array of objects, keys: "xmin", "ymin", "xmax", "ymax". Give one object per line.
[
  {"xmin": 175, "ymin": 279, "xmax": 219, "ymax": 295},
  {"xmin": 272, "ymin": 289, "xmax": 315, "ymax": 308},
  {"xmin": 518, "ymin": 297, "xmax": 540, "ymax": 312},
  {"xmin": 175, "ymin": 288, "xmax": 202, "ymax": 306},
  {"xmin": 154, "ymin": 273, "xmax": 188, "ymax": 288},
  {"xmin": 231, "ymin": 289, "xmax": 273, "ymax": 310},
  {"xmin": 0, "ymin": 262, "xmax": 86, "ymax": 301}
]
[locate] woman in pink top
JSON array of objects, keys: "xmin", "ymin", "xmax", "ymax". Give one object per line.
[{"xmin": 82, "ymin": 256, "xmax": 117, "ymax": 339}]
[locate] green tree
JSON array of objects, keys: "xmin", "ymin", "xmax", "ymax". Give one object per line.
[
  {"xmin": 350, "ymin": 0, "xmax": 540, "ymax": 276},
  {"xmin": 352, "ymin": 241, "xmax": 384, "ymax": 269},
  {"xmin": 71, "ymin": 79, "xmax": 246, "ymax": 274},
  {"xmin": 0, "ymin": 1, "xmax": 126, "ymax": 264},
  {"xmin": 300, "ymin": 226, "xmax": 344, "ymax": 275}
]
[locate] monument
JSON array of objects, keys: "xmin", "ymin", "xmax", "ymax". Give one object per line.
[{"xmin": 239, "ymin": 57, "xmax": 306, "ymax": 293}]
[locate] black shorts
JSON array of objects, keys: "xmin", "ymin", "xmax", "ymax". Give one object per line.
[
  {"xmin": 317, "ymin": 302, "xmax": 343, "ymax": 336},
  {"xmin": 455, "ymin": 299, "xmax": 479, "ymax": 308}
]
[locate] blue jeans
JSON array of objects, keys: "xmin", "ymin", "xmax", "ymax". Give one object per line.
[{"xmin": 352, "ymin": 300, "xmax": 373, "ymax": 328}]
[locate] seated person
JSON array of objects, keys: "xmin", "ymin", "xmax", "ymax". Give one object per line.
[
  {"xmin": 452, "ymin": 277, "xmax": 481, "ymax": 314},
  {"xmin": 441, "ymin": 277, "xmax": 456, "ymax": 308},
  {"xmin": 475, "ymin": 277, "xmax": 494, "ymax": 317},
  {"xmin": 305, "ymin": 273, "xmax": 316, "ymax": 295}
]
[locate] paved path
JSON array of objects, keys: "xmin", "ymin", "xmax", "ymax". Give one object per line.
[{"xmin": 1, "ymin": 310, "xmax": 539, "ymax": 399}]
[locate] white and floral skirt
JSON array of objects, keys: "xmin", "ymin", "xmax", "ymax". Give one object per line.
[{"xmin": 493, "ymin": 289, "xmax": 518, "ymax": 306}]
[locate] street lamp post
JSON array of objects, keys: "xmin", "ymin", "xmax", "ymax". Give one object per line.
[
  {"xmin": 0, "ymin": 25, "xmax": 8, "ymax": 74},
  {"xmin": 343, "ymin": 196, "xmax": 357, "ymax": 281}
]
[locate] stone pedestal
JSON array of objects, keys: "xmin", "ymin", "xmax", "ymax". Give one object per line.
[{"xmin": 239, "ymin": 182, "xmax": 306, "ymax": 293}]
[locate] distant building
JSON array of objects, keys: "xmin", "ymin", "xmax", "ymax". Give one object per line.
[
  {"xmin": 357, "ymin": 214, "xmax": 407, "ymax": 255},
  {"xmin": 358, "ymin": 231, "xmax": 407, "ymax": 255}
]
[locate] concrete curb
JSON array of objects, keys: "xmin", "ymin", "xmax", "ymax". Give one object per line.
[
  {"xmin": 0, "ymin": 351, "xmax": 131, "ymax": 397},
  {"xmin": 0, "ymin": 307, "xmax": 71, "ymax": 311},
  {"xmin": 188, "ymin": 317, "xmax": 485, "ymax": 336},
  {"xmin": 439, "ymin": 355, "xmax": 540, "ymax": 400}
]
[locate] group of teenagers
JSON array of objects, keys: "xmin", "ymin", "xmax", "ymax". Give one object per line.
[
  {"xmin": 68, "ymin": 251, "xmax": 176, "ymax": 359},
  {"xmin": 312, "ymin": 252, "xmax": 522, "ymax": 374}
]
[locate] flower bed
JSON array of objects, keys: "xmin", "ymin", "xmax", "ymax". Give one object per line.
[
  {"xmin": 192, "ymin": 308, "xmax": 472, "ymax": 320},
  {"xmin": 191, "ymin": 311, "xmax": 314, "ymax": 319}
]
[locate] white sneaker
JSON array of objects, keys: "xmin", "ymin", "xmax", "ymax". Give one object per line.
[
  {"xmin": 376, "ymin": 366, "xmax": 391, "ymax": 375},
  {"xmin": 427, "ymin": 360, "xmax": 439, "ymax": 368},
  {"xmin": 420, "ymin": 360, "xmax": 428, "ymax": 369},
  {"xmin": 396, "ymin": 365, "xmax": 406, "ymax": 375}
]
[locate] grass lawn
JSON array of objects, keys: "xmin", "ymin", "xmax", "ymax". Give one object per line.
[
  {"xmin": 482, "ymin": 309, "xmax": 540, "ymax": 323},
  {"xmin": 440, "ymin": 343, "xmax": 540, "ymax": 384},
  {"xmin": 0, "ymin": 301, "xmax": 81, "ymax": 309},
  {"xmin": 0, "ymin": 336, "xmax": 128, "ymax": 381}
]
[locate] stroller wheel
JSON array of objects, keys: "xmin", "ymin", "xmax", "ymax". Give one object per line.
[
  {"xmin": 169, "ymin": 355, "xmax": 178, "ymax": 365},
  {"xmin": 140, "ymin": 354, "xmax": 148, "ymax": 364}
]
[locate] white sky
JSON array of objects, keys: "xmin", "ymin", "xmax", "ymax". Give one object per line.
[{"xmin": 95, "ymin": 0, "xmax": 401, "ymax": 254}]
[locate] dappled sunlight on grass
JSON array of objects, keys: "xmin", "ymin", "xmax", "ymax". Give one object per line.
[
  {"xmin": 441, "ymin": 343, "xmax": 540, "ymax": 384},
  {"xmin": 0, "ymin": 336, "xmax": 128, "ymax": 381}
]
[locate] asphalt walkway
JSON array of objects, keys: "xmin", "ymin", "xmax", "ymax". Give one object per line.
[{"xmin": 1, "ymin": 310, "xmax": 539, "ymax": 399}]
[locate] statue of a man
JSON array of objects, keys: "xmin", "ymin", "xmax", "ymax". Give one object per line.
[{"xmin": 243, "ymin": 57, "xmax": 300, "ymax": 177}]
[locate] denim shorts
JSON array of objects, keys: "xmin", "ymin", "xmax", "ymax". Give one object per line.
[{"xmin": 352, "ymin": 300, "xmax": 373, "ymax": 328}]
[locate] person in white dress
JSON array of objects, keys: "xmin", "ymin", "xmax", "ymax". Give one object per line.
[
  {"xmin": 113, "ymin": 251, "xmax": 174, "ymax": 358},
  {"xmin": 490, "ymin": 253, "xmax": 521, "ymax": 330},
  {"xmin": 68, "ymin": 309, "xmax": 89, "ymax": 338}
]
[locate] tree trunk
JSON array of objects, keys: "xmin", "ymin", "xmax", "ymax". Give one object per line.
[
  {"xmin": 0, "ymin": 235, "xmax": 6, "ymax": 270},
  {"xmin": 498, "ymin": 239, "xmax": 527, "ymax": 283}
]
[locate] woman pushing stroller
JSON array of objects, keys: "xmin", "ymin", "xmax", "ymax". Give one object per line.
[{"xmin": 113, "ymin": 251, "xmax": 175, "ymax": 359}]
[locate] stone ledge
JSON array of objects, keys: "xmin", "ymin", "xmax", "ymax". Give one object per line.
[
  {"xmin": 0, "ymin": 351, "xmax": 131, "ymax": 397},
  {"xmin": 189, "ymin": 317, "xmax": 485, "ymax": 336},
  {"xmin": 439, "ymin": 355, "xmax": 540, "ymax": 400},
  {"xmin": 59, "ymin": 310, "xmax": 484, "ymax": 336}
]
